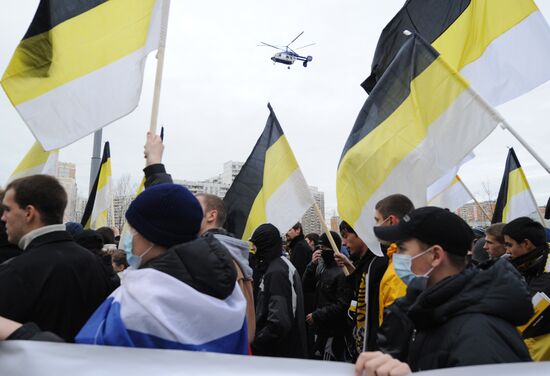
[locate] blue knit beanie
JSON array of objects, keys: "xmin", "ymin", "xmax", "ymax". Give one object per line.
[{"xmin": 125, "ymin": 183, "xmax": 203, "ymax": 248}]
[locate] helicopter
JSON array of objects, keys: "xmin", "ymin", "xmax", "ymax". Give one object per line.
[{"xmin": 259, "ymin": 32, "xmax": 315, "ymax": 68}]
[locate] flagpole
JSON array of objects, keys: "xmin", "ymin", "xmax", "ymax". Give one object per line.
[
  {"xmin": 456, "ymin": 175, "xmax": 492, "ymax": 223},
  {"xmin": 312, "ymin": 202, "xmax": 349, "ymax": 276},
  {"xmin": 89, "ymin": 129, "xmax": 102, "ymax": 195},
  {"xmin": 498, "ymin": 123, "xmax": 550, "ymax": 175},
  {"xmin": 149, "ymin": 0, "xmax": 171, "ymax": 135}
]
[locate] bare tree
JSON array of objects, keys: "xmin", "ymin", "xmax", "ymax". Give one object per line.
[
  {"xmin": 110, "ymin": 174, "xmax": 139, "ymax": 230},
  {"xmin": 480, "ymin": 180, "xmax": 497, "ymax": 219}
]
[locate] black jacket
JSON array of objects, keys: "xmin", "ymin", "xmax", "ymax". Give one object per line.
[
  {"xmin": 253, "ymin": 256, "xmax": 307, "ymax": 358},
  {"xmin": 8, "ymin": 233, "xmax": 238, "ymax": 342},
  {"xmin": 0, "ymin": 231, "xmax": 114, "ymax": 341},
  {"xmin": 302, "ymin": 260, "xmax": 351, "ymax": 337},
  {"xmin": 511, "ymin": 245, "xmax": 550, "ymax": 297},
  {"xmin": 142, "ymin": 233, "xmax": 237, "ymax": 299},
  {"xmin": 144, "ymin": 163, "xmax": 173, "ymax": 187},
  {"xmin": 0, "ymin": 232, "xmax": 21, "ymax": 264},
  {"xmin": 378, "ymin": 259, "xmax": 533, "ymax": 371},
  {"xmin": 346, "ymin": 251, "xmax": 388, "ymax": 358},
  {"xmin": 288, "ymin": 234, "xmax": 312, "ymax": 278}
]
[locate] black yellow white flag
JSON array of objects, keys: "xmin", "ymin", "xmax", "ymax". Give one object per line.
[
  {"xmin": 1, "ymin": 0, "xmax": 166, "ymax": 150},
  {"xmin": 224, "ymin": 104, "xmax": 314, "ymax": 240},
  {"xmin": 492, "ymin": 148, "xmax": 539, "ymax": 223},
  {"xmin": 337, "ymin": 34, "xmax": 503, "ymax": 255},
  {"xmin": 81, "ymin": 142, "xmax": 112, "ymax": 229},
  {"xmin": 7, "ymin": 142, "xmax": 58, "ymax": 184},
  {"xmin": 364, "ymin": 0, "xmax": 550, "ymax": 107}
]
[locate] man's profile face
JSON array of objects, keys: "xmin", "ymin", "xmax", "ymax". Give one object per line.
[
  {"xmin": 286, "ymin": 227, "xmax": 299, "ymax": 241},
  {"xmin": 1, "ymin": 189, "xmax": 29, "ymax": 245},
  {"xmin": 503, "ymin": 235, "xmax": 533, "ymax": 259},
  {"xmin": 483, "ymin": 234, "xmax": 506, "ymax": 258},
  {"xmin": 341, "ymin": 230, "xmax": 365, "ymax": 257}
]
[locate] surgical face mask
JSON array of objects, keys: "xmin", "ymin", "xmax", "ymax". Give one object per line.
[
  {"xmin": 392, "ymin": 247, "xmax": 435, "ymax": 288},
  {"xmin": 122, "ymin": 232, "xmax": 153, "ymax": 269}
]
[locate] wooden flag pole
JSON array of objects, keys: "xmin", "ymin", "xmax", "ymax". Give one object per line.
[
  {"xmin": 312, "ymin": 201, "xmax": 349, "ymax": 276},
  {"xmin": 149, "ymin": 0, "xmax": 171, "ymax": 135},
  {"xmin": 456, "ymin": 175, "xmax": 492, "ymax": 223}
]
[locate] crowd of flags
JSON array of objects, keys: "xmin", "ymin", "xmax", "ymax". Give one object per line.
[{"xmin": 2, "ymin": 0, "xmax": 550, "ymax": 235}]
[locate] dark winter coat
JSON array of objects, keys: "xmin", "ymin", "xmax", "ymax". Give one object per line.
[
  {"xmin": 0, "ymin": 231, "xmax": 114, "ymax": 341},
  {"xmin": 8, "ymin": 233, "xmax": 238, "ymax": 342},
  {"xmin": 378, "ymin": 258, "xmax": 533, "ymax": 372},
  {"xmin": 302, "ymin": 260, "xmax": 351, "ymax": 337},
  {"xmin": 0, "ymin": 232, "xmax": 21, "ymax": 264},
  {"xmin": 289, "ymin": 234, "xmax": 312, "ymax": 278},
  {"xmin": 252, "ymin": 256, "xmax": 307, "ymax": 358}
]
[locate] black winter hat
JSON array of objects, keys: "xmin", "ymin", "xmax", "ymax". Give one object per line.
[
  {"xmin": 249, "ymin": 223, "xmax": 282, "ymax": 252},
  {"xmin": 374, "ymin": 206, "xmax": 474, "ymax": 256},
  {"xmin": 125, "ymin": 183, "xmax": 203, "ymax": 248}
]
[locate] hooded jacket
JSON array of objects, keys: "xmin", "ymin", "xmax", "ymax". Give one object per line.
[
  {"xmin": 250, "ymin": 224, "xmax": 307, "ymax": 358},
  {"xmin": 378, "ymin": 259, "xmax": 533, "ymax": 371}
]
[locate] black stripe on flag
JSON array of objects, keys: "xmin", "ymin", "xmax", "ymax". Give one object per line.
[
  {"xmin": 81, "ymin": 141, "xmax": 110, "ymax": 228},
  {"xmin": 24, "ymin": 0, "xmax": 108, "ymax": 39},
  {"xmin": 224, "ymin": 103, "xmax": 284, "ymax": 239},
  {"xmin": 362, "ymin": 0, "xmax": 471, "ymax": 93},
  {"xmin": 340, "ymin": 34, "xmax": 437, "ymax": 163},
  {"xmin": 491, "ymin": 148, "xmax": 521, "ymax": 224}
]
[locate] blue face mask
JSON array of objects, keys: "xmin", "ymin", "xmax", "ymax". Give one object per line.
[
  {"xmin": 122, "ymin": 231, "xmax": 153, "ymax": 269},
  {"xmin": 392, "ymin": 248, "xmax": 434, "ymax": 288}
]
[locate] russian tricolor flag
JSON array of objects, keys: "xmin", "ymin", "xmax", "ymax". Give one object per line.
[{"xmin": 76, "ymin": 268, "xmax": 248, "ymax": 355}]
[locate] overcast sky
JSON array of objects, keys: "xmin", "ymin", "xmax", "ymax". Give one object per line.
[{"xmin": 1, "ymin": 0, "xmax": 549, "ymax": 218}]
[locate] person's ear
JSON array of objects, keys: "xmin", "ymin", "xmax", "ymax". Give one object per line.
[
  {"xmin": 431, "ymin": 245, "xmax": 444, "ymax": 267},
  {"xmin": 207, "ymin": 209, "xmax": 218, "ymax": 223},
  {"xmin": 521, "ymin": 238, "xmax": 535, "ymax": 250},
  {"xmin": 25, "ymin": 205, "xmax": 39, "ymax": 224},
  {"xmin": 389, "ymin": 214, "xmax": 399, "ymax": 225}
]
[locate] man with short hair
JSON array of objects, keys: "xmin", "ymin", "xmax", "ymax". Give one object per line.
[
  {"xmin": 373, "ymin": 194, "xmax": 413, "ymax": 320},
  {"xmin": 0, "ymin": 189, "xmax": 21, "ymax": 264},
  {"xmin": 484, "ymin": 223, "xmax": 507, "ymax": 259},
  {"xmin": 286, "ymin": 222, "xmax": 312, "ymax": 278},
  {"xmin": 0, "ymin": 175, "xmax": 113, "ymax": 340},
  {"xmin": 143, "ymin": 133, "xmax": 256, "ymax": 344},
  {"xmin": 195, "ymin": 192, "xmax": 256, "ymax": 344},
  {"xmin": 356, "ymin": 207, "xmax": 532, "ymax": 374},
  {"xmin": 503, "ymin": 217, "xmax": 550, "ymax": 361}
]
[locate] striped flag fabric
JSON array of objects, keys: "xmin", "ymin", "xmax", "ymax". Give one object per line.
[
  {"xmin": 363, "ymin": 0, "xmax": 550, "ymax": 107},
  {"xmin": 7, "ymin": 141, "xmax": 58, "ymax": 183},
  {"xmin": 337, "ymin": 34, "xmax": 503, "ymax": 255},
  {"xmin": 75, "ymin": 268, "xmax": 248, "ymax": 354},
  {"xmin": 1, "ymin": 0, "xmax": 166, "ymax": 150},
  {"xmin": 224, "ymin": 103, "xmax": 314, "ymax": 240},
  {"xmin": 429, "ymin": 176, "xmax": 472, "ymax": 212},
  {"xmin": 81, "ymin": 142, "xmax": 112, "ymax": 229},
  {"xmin": 492, "ymin": 148, "xmax": 540, "ymax": 223}
]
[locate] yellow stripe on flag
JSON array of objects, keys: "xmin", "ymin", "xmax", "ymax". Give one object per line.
[
  {"xmin": 338, "ymin": 55, "xmax": 469, "ymax": 224},
  {"xmin": 242, "ymin": 135, "xmax": 300, "ymax": 240},
  {"xmin": 433, "ymin": 0, "xmax": 537, "ymax": 71},
  {"xmin": 2, "ymin": 0, "xmax": 157, "ymax": 106}
]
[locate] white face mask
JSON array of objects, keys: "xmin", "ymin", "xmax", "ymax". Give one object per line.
[
  {"xmin": 392, "ymin": 247, "xmax": 435, "ymax": 288},
  {"xmin": 123, "ymin": 232, "xmax": 153, "ymax": 269}
]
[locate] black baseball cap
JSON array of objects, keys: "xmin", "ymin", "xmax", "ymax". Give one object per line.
[{"xmin": 373, "ymin": 206, "xmax": 474, "ymax": 256}]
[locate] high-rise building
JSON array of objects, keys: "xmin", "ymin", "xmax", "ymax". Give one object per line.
[
  {"xmin": 175, "ymin": 161, "xmax": 244, "ymax": 198},
  {"xmin": 330, "ymin": 215, "xmax": 341, "ymax": 232},
  {"xmin": 300, "ymin": 186, "xmax": 325, "ymax": 235},
  {"xmin": 55, "ymin": 162, "xmax": 78, "ymax": 222}
]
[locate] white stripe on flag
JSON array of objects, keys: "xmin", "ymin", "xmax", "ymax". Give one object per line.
[
  {"xmin": 354, "ymin": 88, "xmax": 499, "ymax": 255},
  {"xmin": 15, "ymin": 0, "xmax": 163, "ymax": 150},
  {"xmin": 265, "ymin": 169, "xmax": 314, "ymax": 234},
  {"xmin": 461, "ymin": 11, "xmax": 550, "ymax": 106},
  {"xmin": 504, "ymin": 189, "xmax": 539, "ymax": 222}
]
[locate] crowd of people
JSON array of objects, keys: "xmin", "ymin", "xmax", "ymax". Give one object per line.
[{"xmin": 0, "ymin": 132, "xmax": 549, "ymax": 375}]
